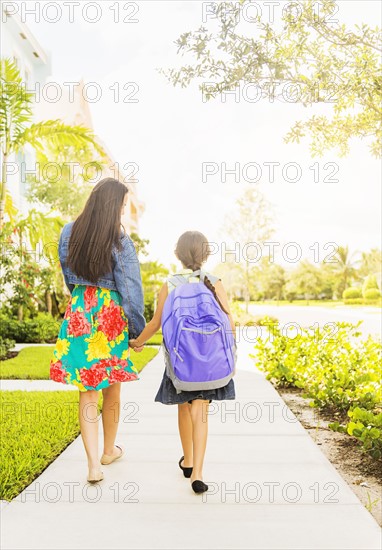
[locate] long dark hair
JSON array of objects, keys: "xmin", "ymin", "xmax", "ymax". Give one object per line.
[
  {"xmin": 67, "ymin": 178, "xmax": 128, "ymax": 283},
  {"xmin": 174, "ymin": 231, "xmax": 229, "ymax": 314}
]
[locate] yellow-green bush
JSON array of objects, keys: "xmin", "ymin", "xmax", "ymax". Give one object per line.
[{"xmin": 254, "ymin": 322, "xmax": 382, "ymax": 458}]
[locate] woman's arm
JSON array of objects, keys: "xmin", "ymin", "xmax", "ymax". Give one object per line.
[
  {"xmin": 58, "ymin": 229, "xmax": 74, "ymax": 294},
  {"xmin": 214, "ymin": 280, "xmax": 237, "ymax": 341},
  {"xmin": 129, "ymin": 283, "xmax": 168, "ymax": 348},
  {"xmin": 113, "ymin": 235, "xmax": 146, "ymax": 340}
]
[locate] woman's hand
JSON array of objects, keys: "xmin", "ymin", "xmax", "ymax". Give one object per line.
[{"xmin": 129, "ymin": 339, "xmax": 144, "ymax": 352}]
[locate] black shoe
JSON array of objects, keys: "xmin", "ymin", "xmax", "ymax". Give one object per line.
[
  {"xmin": 178, "ymin": 456, "xmax": 193, "ymax": 478},
  {"xmin": 191, "ymin": 480, "xmax": 208, "ymax": 494}
]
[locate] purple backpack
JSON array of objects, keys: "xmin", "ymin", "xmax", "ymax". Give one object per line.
[{"xmin": 161, "ymin": 270, "xmax": 236, "ymax": 392}]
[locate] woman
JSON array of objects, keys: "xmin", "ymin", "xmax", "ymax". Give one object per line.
[{"xmin": 50, "ymin": 177, "xmax": 146, "ymax": 483}]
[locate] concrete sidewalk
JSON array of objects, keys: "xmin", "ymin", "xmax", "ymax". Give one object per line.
[{"xmin": 1, "ymin": 345, "xmax": 381, "ymax": 550}]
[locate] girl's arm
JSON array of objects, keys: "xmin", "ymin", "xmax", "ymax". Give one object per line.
[
  {"xmin": 214, "ymin": 280, "xmax": 237, "ymax": 342},
  {"xmin": 129, "ymin": 283, "xmax": 168, "ymax": 348}
]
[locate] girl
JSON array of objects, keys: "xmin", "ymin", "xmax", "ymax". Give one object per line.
[
  {"xmin": 50, "ymin": 178, "xmax": 146, "ymax": 483},
  {"xmin": 129, "ymin": 231, "xmax": 236, "ymax": 494}
]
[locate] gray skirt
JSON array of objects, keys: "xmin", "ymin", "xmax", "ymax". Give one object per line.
[{"xmin": 154, "ymin": 370, "xmax": 236, "ymax": 405}]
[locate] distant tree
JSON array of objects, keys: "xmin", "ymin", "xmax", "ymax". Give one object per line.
[
  {"xmin": 214, "ymin": 260, "xmax": 246, "ymax": 301},
  {"xmin": 316, "ymin": 262, "xmax": 337, "ymax": 299},
  {"xmin": 141, "ymin": 261, "xmax": 169, "ymax": 320},
  {"xmin": 130, "ymin": 232, "xmax": 150, "ymax": 259},
  {"xmin": 26, "ymin": 145, "xmax": 106, "ymax": 219},
  {"xmin": 331, "ymin": 245, "xmax": 359, "ymax": 298},
  {"xmin": 284, "ymin": 260, "xmax": 323, "ymax": 303},
  {"xmin": 224, "ymin": 185, "xmax": 275, "ymax": 312},
  {"xmin": 359, "ymin": 248, "xmax": 382, "ymax": 278},
  {"xmin": 0, "ymin": 206, "xmax": 62, "ymax": 320},
  {"xmin": 255, "ymin": 257, "xmax": 286, "ymax": 301}
]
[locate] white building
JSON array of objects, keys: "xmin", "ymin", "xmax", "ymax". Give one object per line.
[
  {"xmin": 33, "ymin": 80, "xmax": 144, "ymax": 233},
  {"xmin": 1, "ymin": 5, "xmax": 143, "ymax": 233},
  {"xmin": 1, "ymin": 5, "xmax": 51, "ymax": 214}
]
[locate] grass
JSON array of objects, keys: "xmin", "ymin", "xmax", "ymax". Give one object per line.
[
  {"xmin": 131, "ymin": 346, "xmax": 159, "ymax": 372},
  {"xmin": 0, "ymin": 346, "xmax": 53, "ymax": 379},
  {"xmin": 0, "ymin": 345, "xmax": 159, "ymax": 379},
  {"xmin": 146, "ymin": 331, "xmax": 163, "ymax": 345},
  {"xmin": 0, "ymin": 391, "xmax": 81, "ymax": 501},
  {"xmin": 0, "ymin": 346, "xmax": 159, "ymax": 501}
]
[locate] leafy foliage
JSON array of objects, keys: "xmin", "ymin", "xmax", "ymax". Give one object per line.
[
  {"xmin": 223, "ymin": 186, "xmax": 275, "ymax": 310},
  {"xmin": 0, "ymin": 336, "xmax": 16, "ymax": 360},
  {"xmin": 0, "ymin": 313, "xmax": 60, "ymax": 344},
  {"xmin": 253, "ymin": 321, "xmax": 382, "ymax": 457},
  {"xmin": 141, "ymin": 261, "xmax": 169, "ymax": 320},
  {"xmin": 161, "ymin": 0, "xmax": 382, "ymax": 157},
  {"xmin": 0, "ymin": 58, "xmax": 106, "ymax": 228}
]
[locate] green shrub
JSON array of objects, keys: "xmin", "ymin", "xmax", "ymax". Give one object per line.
[
  {"xmin": 342, "ymin": 287, "xmax": 362, "ymax": 300},
  {"xmin": 255, "ymin": 321, "xmax": 381, "ymax": 410},
  {"xmin": 364, "ymin": 288, "xmax": 381, "ymax": 300},
  {"xmin": 0, "ymin": 313, "xmax": 60, "ymax": 343},
  {"xmin": 331, "ymin": 407, "xmax": 382, "ymax": 459},
  {"xmin": 254, "ymin": 315, "xmax": 279, "ymax": 327},
  {"xmin": 253, "ymin": 322, "xmax": 382, "ymax": 457},
  {"xmin": 362, "ymin": 274, "xmax": 379, "ymax": 298},
  {"xmin": 229, "ymin": 301, "xmax": 256, "ymax": 326},
  {"xmin": 0, "ymin": 336, "xmax": 16, "ymax": 360},
  {"xmin": 346, "ymin": 407, "xmax": 382, "ymax": 459}
]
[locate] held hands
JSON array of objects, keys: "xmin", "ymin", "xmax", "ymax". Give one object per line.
[{"xmin": 129, "ymin": 339, "xmax": 145, "ymax": 353}]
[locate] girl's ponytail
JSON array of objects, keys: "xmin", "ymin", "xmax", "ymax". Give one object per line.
[
  {"xmin": 174, "ymin": 231, "xmax": 229, "ymax": 315},
  {"xmin": 203, "ymin": 274, "xmax": 229, "ymax": 315}
]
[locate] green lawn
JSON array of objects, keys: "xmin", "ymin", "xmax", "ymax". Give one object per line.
[
  {"xmin": 0, "ymin": 345, "xmax": 159, "ymax": 501},
  {"xmin": 0, "ymin": 345, "xmax": 159, "ymax": 379},
  {"xmin": 0, "ymin": 391, "xmax": 81, "ymax": 500},
  {"xmin": 130, "ymin": 346, "xmax": 159, "ymax": 372},
  {"xmin": 146, "ymin": 331, "xmax": 163, "ymax": 345}
]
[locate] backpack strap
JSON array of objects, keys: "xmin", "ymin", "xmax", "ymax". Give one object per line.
[
  {"xmin": 168, "ymin": 269, "xmax": 203, "ymax": 289},
  {"xmin": 167, "ymin": 274, "xmax": 188, "ymax": 288}
]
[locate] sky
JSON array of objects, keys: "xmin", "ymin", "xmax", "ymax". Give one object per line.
[{"xmin": 23, "ymin": 0, "xmax": 382, "ymax": 270}]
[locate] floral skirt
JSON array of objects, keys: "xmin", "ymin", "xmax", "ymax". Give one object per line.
[{"xmin": 49, "ymin": 284, "xmax": 139, "ymax": 391}]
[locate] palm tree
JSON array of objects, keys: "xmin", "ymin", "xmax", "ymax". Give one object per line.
[
  {"xmin": 333, "ymin": 246, "xmax": 360, "ymax": 297},
  {"xmin": 1, "ymin": 192, "xmax": 64, "ymax": 320},
  {"xmin": 360, "ymin": 249, "xmax": 382, "ymax": 278},
  {"xmin": 17, "ymin": 208, "xmax": 64, "ymax": 318},
  {"xmin": 0, "ymin": 58, "xmax": 106, "ymax": 228}
]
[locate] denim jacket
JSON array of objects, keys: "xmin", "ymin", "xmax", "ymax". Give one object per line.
[{"xmin": 58, "ymin": 221, "xmax": 146, "ymax": 340}]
